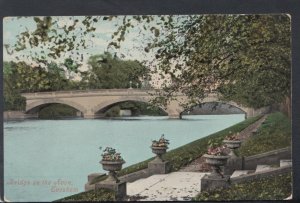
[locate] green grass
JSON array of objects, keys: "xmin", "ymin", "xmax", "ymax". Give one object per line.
[
  {"xmin": 193, "ymin": 172, "xmax": 292, "ymax": 201},
  {"xmin": 54, "ymin": 188, "xmax": 115, "ymax": 202},
  {"xmin": 239, "ymin": 112, "xmax": 291, "ymax": 157},
  {"xmin": 89, "ymin": 115, "xmax": 261, "ymax": 185}
]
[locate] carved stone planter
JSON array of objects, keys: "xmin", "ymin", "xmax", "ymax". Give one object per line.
[
  {"xmin": 100, "ymin": 160, "xmax": 125, "ymax": 183},
  {"xmin": 203, "ymin": 154, "xmax": 230, "ymax": 178},
  {"xmin": 151, "ymin": 146, "xmax": 168, "ymax": 162},
  {"xmin": 223, "ymin": 140, "xmax": 242, "ymax": 158}
]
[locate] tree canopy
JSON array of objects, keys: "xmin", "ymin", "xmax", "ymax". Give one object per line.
[
  {"xmin": 81, "ymin": 52, "xmax": 149, "ymax": 89},
  {"xmin": 110, "ymin": 15, "xmax": 291, "ymax": 109}
]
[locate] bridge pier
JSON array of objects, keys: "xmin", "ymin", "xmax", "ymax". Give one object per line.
[
  {"xmin": 244, "ymin": 106, "xmax": 271, "ymax": 119},
  {"xmin": 168, "ymin": 114, "xmax": 182, "ymax": 119},
  {"xmin": 83, "ymin": 113, "xmax": 106, "ymax": 119}
]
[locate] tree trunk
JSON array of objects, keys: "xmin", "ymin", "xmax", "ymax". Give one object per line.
[{"xmin": 280, "ymin": 95, "xmax": 291, "ymax": 119}]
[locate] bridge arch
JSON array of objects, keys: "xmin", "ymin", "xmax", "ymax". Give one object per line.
[
  {"xmin": 26, "ymin": 99, "xmax": 87, "ymax": 114},
  {"xmin": 180, "ymin": 101, "xmax": 247, "ymax": 117},
  {"xmin": 92, "ymin": 98, "xmax": 168, "ymax": 116}
]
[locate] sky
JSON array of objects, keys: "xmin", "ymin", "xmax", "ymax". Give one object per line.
[{"xmin": 3, "ymin": 16, "xmax": 161, "ymax": 82}]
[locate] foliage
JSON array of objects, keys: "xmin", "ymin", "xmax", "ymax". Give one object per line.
[
  {"xmin": 207, "ymin": 145, "xmax": 227, "ymax": 156},
  {"xmin": 46, "ymin": 62, "xmax": 77, "ymax": 91},
  {"xmin": 63, "ymin": 58, "xmax": 80, "ymax": 73},
  {"xmin": 239, "ymin": 112, "xmax": 291, "ymax": 157},
  {"xmin": 225, "ymin": 132, "xmax": 240, "ymax": 141},
  {"xmin": 151, "ymin": 134, "xmax": 170, "ymax": 147},
  {"xmin": 12, "ymin": 16, "xmax": 99, "ymax": 64},
  {"xmin": 83, "ymin": 52, "xmax": 149, "ymax": 89},
  {"xmin": 110, "ymin": 15, "xmax": 291, "ymax": 109},
  {"xmin": 3, "ymin": 91, "xmax": 26, "ymax": 111},
  {"xmin": 54, "ymin": 188, "xmax": 115, "ymax": 202},
  {"xmin": 3, "ymin": 61, "xmax": 74, "ymax": 93},
  {"xmin": 101, "ymin": 147, "xmax": 124, "ymax": 162},
  {"xmin": 193, "ymin": 172, "xmax": 292, "ymax": 201},
  {"xmin": 3, "ymin": 61, "xmax": 26, "ymax": 111}
]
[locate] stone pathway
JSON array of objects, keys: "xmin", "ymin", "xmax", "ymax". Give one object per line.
[
  {"xmin": 179, "ymin": 115, "xmax": 268, "ymax": 172},
  {"xmin": 126, "ymin": 172, "xmax": 208, "ymax": 201}
]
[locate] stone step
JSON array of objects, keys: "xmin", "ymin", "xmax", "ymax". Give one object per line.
[
  {"xmin": 280, "ymin": 159, "xmax": 292, "ymax": 167},
  {"xmin": 127, "ymin": 172, "xmax": 208, "ymax": 201},
  {"xmin": 255, "ymin": 164, "xmax": 272, "ymax": 172},
  {"xmin": 230, "ymin": 170, "xmax": 251, "ymax": 178},
  {"xmin": 127, "ymin": 177, "xmax": 147, "ymax": 185}
]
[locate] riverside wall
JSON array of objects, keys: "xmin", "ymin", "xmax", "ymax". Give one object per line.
[{"xmin": 3, "ymin": 111, "xmax": 38, "ymax": 121}]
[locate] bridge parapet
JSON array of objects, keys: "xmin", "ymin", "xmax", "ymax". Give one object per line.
[{"xmin": 21, "ymin": 89, "xmax": 168, "ymax": 99}]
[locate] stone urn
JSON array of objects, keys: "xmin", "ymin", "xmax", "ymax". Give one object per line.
[
  {"xmin": 151, "ymin": 146, "xmax": 168, "ymax": 162},
  {"xmin": 100, "ymin": 160, "xmax": 125, "ymax": 183},
  {"xmin": 203, "ymin": 154, "xmax": 230, "ymax": 178},
  {"xmin": 223, "ymin": 140, "xmax": 242, "ymax": 158}
]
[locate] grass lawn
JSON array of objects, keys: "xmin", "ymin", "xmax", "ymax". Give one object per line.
[
  {"xmin": 239, "ymin": 112, "xmax": 291, "ymax": 157},
  {"xmin": 194, "ymin": 112, "xmax": 292, "ymax": 201},
  {"xmin": 193, "ymin": 172, "xmax": 292, "ymax": 201}
]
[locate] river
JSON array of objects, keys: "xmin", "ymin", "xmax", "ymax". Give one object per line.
[{"xmin": 4, "ymin": 114, "xmax": 244, "ymax": 202}]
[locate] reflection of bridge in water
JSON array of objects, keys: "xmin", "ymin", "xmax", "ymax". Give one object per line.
[{"xmin": 21, "ymin": 89, "xmax": 269, "ymax": 119}]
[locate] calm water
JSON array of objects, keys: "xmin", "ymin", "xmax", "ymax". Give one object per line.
[{"xmin": 4, "ymin": 114, "xmax": 244, "ymax": 202}]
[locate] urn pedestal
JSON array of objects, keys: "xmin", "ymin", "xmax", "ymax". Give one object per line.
[
  {"xmin": 148, "ymin": 146, "xmax": 171, "ymax": 174},
  {"xmin": 100, "ymin": 160, "xmax": 125, "ymax": 183},
  {"xmin": 203, "ymin": 154, "xmax": 230, "ymax": 178},
  {"xmin": 201, "ymin": 174, "xmax": 230, "ymax": 192},
  {"xmin": 151, "ymin": 146, "xmax": 167, "ymax": 162},
  {"xmin": 223, "ymin": 140, "xmax": 242, "ymax": 158},
  {"xmin": 96, "ymin": 160, "xmax": 126, "ymax": 200}
]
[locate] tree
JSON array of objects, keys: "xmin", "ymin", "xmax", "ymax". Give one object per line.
[
  {"xmin": 3, "ymin": 61, "xmax": 75, "ymax": 93},
  {"xmin": 109, "ymin": 15, "xmax": 291, "ymax": 111},
  {"xmin": 3, "ymin": 62, "xmax": 26, "ymax": 110},
  {"xmin": 83, "ymin": 52, "xmax": 149, "ymax": 89}
]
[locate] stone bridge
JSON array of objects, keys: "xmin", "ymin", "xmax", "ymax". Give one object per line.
[{"xmin": 21, "ymin": 89, "xmax": 269, "ymax": 119}]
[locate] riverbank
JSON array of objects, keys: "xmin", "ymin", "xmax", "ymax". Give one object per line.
[
  {"xmin": 55, "ymin": 115, "xmax": 262, "ymax": 201},
  {"xmin": 55, "ymin": 112, "xmax": 291, "ymax": 201}
]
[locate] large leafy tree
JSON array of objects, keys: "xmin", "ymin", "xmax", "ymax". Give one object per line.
[{"xmin": 109, "ymin": 15, "xmax": 291, "ymax": 110}]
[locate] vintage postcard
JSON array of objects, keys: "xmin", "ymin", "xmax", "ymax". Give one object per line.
[{"xmin": 3, "ymin": 13, "xmax": 292, "ymax": 201}]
